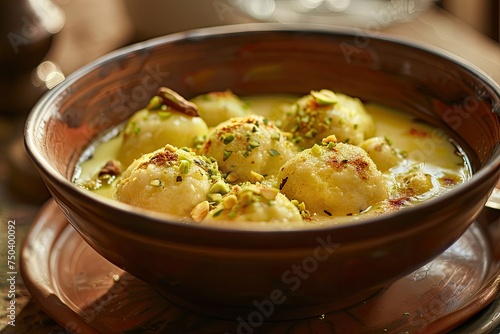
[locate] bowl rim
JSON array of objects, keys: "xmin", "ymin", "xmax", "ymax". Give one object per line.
[{"xmin": 24, "ymin": 23, "xmax": 500, "ymax": 235}]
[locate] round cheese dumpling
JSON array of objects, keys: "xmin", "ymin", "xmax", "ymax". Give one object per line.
[
  {"xmin": 277, "ymin": 137, "xmax": 388, "ymax": 216},
  {"xmin": 278, "ymin": 89, "xmax": 375, "ymax": 149},
  {"xmin": 395, "ymin": 168, "xmax": 433, "ymax": 197},
  {"xmin": 359, "ymin": 136, "xmax": 403, "ymax": 172},
  {"xmin": 114, "ymin": 145, "xmax": 220, "ymax": 217},
  {"xmin": 190, "ymin": 90, "xmax": 251, "ymax": 127},
  {"xmin": 192, "ymin": 183, "xmax": 304, "ymax": 225},
  {"xmin": 117, "ymin": 107, "xmax": 209, "ymax": 168},
  {"xmin": 201, "ymin": 115, "xmax": 298, "ymax": 183}
]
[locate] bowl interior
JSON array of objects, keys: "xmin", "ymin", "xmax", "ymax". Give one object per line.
[{"xmin": 28, "ymin": 25, "xmax": 500, "ymax": 186}]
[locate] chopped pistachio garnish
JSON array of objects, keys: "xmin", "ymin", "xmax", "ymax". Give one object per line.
[
  {"xmin": 291, "ymin": 200, "xmax": 310, "ymax": 219},
  {"xmin": 146, "ymin": 95, "xmax": 163, "ymax": 110},
  {"xmin": 190, "ymin": 201, "xmax": 210, "ymax": 222},
  {"xmin": 76, "ymin": 179, "xmax": 100, "ymax": 191},
  {"xmin": 193, "ymin": 135, "xmax": 206, "ymax": 149},
  {"xmin": 223, "ymin": 134, "xmax": 235, "ymax": 145},
  {"xmin": 207, "ymin": 193, "xmax": 223, "ymax": 203},
  {"xmin": 179, "ymin": 160, "xmax": 191, "ymax": 174},
  {"xmin": 212, "ymin": 209, "xmax": 224, "ymax": 218},
  {"xmin": 311, "ymin": 89, "xmax": 338, "ymax": 105},
  {"xmin": 260, "ymin": 187, "xmax": 279, "ymax": 200},
  {"xmin": 226, "ymin": 171, "xmax": 239, "ymax": 183},
  {"xmin": 98, "ymin": 174, "xmax": 113, "ymax": 182},
  {"xmin": 223, "ymin": 150, "xmax": 232, "ymax": 161},
  {"xmin": 269, "ymin": 149, "xmax": 280, "ymax": 157},
  {"xmin": 270, "ymin": 132, "xmax": 281, "ymax": 140},
  {"xmin": 222, "ymin": 194, "xmax": 238, "ymax": 209},
  {"xmin": 304, "ymin": 129, "xmax": 317, "ymax": 139},
  {"xmin": 209, "ymin": 179, "xmax": 230, "ymax": 195},
  {"xmin": 384, "ymin": 136, "xmax": 393, "ymax": 146},
  {"xmin": 322, "ymin": 135, "xmax": 338, "ymax": 145},
  {"xmin": 150, "ymin": 178, "xmax": 162, "ymax": 187},
  {"xmin": 250, "ymin": 171, "xmax": 265, "ymax": 183},
  {"xmin": 311, "ymin": 144, "xmax": 322, "ymax": 155},
  {"xmin": 239, "ymin": 191, "xmax": 253, "ymax": 207},
  {"xmin": 248, "ymin": 140, "xmax": 260, "ymax": 149},
  {"xmin": 246, "ymin": 184, "xmax": 262, "ymax": 194},
  {"xmin": 158, "ymin": 111, "xmax": 172, "ymax": 119}
]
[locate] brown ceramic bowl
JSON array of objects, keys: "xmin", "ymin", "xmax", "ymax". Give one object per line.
[{"xmin": 24, "ymin": 24, "xmax": 500, "ymax": 320}]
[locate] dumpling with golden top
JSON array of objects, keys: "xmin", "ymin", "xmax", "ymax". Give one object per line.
[
  {"xmin": 394, "ymin": 167, "xmax": 434, "ymax": 198},
  {"xmin": 359, "ymin": 136, "xmax": 403, "ymax": 172},
  {"xmin": 278, "ymin": 89, "xmax": 375, "ymax": 149},
  {"xmin": 118, "ymin": 88, "xmax": 209, "ymax": 168},
  {"xmin": 277, "ymin": 136, "xmax": 388, "ymax": 217},
  {"xmin": 190, "ymin": 90, "xmax": 251, "ymax": 127},
  {"xmin": 114, "ymin": 144, "xmax": 220, "ymax": 217},
  {"xmin": 200, "ymin": 115, "xmax": 298, "ymax": 183},
  {"xmin": 191, "ymin": 182, "xmax": 305, "ymax": 226}
]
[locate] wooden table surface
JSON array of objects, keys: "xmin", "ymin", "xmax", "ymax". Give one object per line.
[{"xmin": 0, "ymin": 2, "xmax": 499, "ymax": 333}]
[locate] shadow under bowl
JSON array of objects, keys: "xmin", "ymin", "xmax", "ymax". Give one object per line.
[{"xmin": 24, "ymin": 24, "xmax": 500, "ymax": 320}]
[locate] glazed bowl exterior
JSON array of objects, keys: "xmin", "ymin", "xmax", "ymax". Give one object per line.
[{"xmin": 24, "ymin": 24, "xmax": 500, "ymax": 320}]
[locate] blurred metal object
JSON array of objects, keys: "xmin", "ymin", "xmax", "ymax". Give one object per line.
[
  {"xmin": 0, "ymin": 0, "xmax": 65, "ymax": 116},
  {"xmin": 235, "ymin": 0, "xmax": 437, "ymax": 27},
  {"xmin": 27, "ymin": 0, "xmax": 65, "ymax": 35}
]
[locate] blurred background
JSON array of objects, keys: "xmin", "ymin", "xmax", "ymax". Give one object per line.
[
  {"xmin": 1, "ymin": 0, "xmax": 499, "ymax": 117},
  {"xmin": 0, "ymin": 0, "xmax": 498, "ymax": 332}
]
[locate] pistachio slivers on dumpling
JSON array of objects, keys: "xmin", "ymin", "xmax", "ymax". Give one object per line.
[
  {"xmin": 194, "ymin": 182, "xmax": 307, "ymax": 226},
  {"xmin": 200, "ymin": 115, "xmax": 298, "ymax": 184},
  {"xmin": 277, "ymin": 136, "xmax": 388, "ymax": 217},
  {"xmin": 277, "ymin": 89, "xmax": 375, "ymax": 149},
  {"xmin": 114, "ymin": 145, "xmax": 221, "ymax": 217}
]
